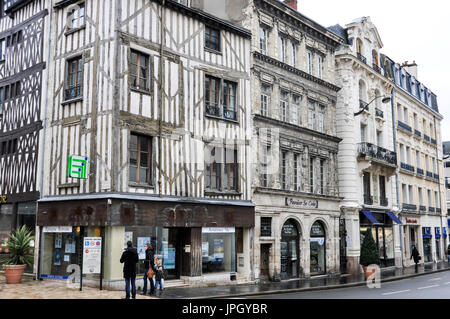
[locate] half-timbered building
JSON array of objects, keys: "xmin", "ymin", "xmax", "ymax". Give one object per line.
[
  {"xmin": 0, "ymin": 0, "xmax": 50, "ymax": 274},
  {"xmin": 37, "ymin": 0, "xmax": 254, "ymax": 287}
]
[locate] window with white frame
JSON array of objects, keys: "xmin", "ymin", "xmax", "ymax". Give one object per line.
[
  {"xmin": 320, "ymin": 159, "xmax": 326, "ymax": 195},
  {"xmin": 306, "ymin": 51, "xmax": 312, "ymax": 74},
  {"xmin": 291, "ymin": 94, "xmax": 301, "ymax": 125},
  {"xmin": 281, "ymin": 151, "xmax": 287, "ymax": 190},
  {"xmin": 293, "ymin": 153, "xmax": 301, "ymax": 191},
  {"xmin": 260, "ymin": 83, "xmax": 271, "ymax": 117},
  {"xmin": 307, "ymin": 101, "xmax": 315, "ymax": 130},
  {"xmin": 290, "ymin": 42, "xmax": 296, "ymax": 66},
  {"xmin": 280, "ymin": 90, "xmax": 289, "ymax": 122},
  {"xmin": 260, "ymin": 144, "xmax": 270, "ymax": 187},
  {"xmin": 316, "ymin": 56, "xmax": 322, "ymax": 78},
  {"xmin": 309, "ymin": 156, "xmax": 315, "ymax": 193},
  {"xmin": 278, "ymin": 36, "xmax": 286, "ymax": 63},
  {"xmin": 318, "ymin": 105, "xmax": 325, "ymax": 133},
  {"xmin": 67, "ymin": 2, "xmax": 85, "ymax": 30},
  {"xmin": 259, "ymin": 27, "xmax": 267, "ymax": 55}
]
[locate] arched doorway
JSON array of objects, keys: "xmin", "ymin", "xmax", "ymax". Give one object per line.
[
  {"xmin": 310, "ymin": 221, "xmax": 326, "ymax": 275},
  {"xmin": 280, "ymin": 219, "xmax": 300, "ymax": 279}
]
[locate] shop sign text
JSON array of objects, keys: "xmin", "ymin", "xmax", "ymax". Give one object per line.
[
  {"xmin": 405, "ymin": 218, "xmax": 418, "ymax": 224},
  {"xmin": 285, "ymin": 198, "xmax": 318, "ymax": 209}
]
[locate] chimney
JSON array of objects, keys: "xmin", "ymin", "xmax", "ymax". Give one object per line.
[
  {"xmin": 284, "ymin": 0, "xmax": 297, "ymax": 10},
  {"xmin": 402, "ymin": 60, "xmax": 418, "ymax": 78}
]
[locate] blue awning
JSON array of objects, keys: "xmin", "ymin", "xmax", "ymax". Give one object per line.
[
  {"xmin": 448, "ymin": 220, "xmax": 450, "ymax": 228},
  {"xmin": 386, "ymin": 212, "xmax": 402, "ymax": 225},
  {"xmin": 361, "ymin": 210, "xmax": 381, "ymax": 224},
  {"xmin": 444, "ymin": 228, "xmax": 447, "ymax": 238}
]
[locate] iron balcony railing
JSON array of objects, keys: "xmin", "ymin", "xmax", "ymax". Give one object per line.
[
  {"xmin": 359, "ymin": 100, "xmax": 369, "ymax": 111},
  {"xmin": 414, "ymin": 130, "xmax": 422, "ymax": 138},
  {"xmin": 400, "ymin": 162, "xmax": 415, "ymax": 173},
  {"xmin": 403, "ymin": 203, "xmax": 417, "ymax": 211},
  {"xmin": 357, "ymin": 142, "xmax": 397, "ymax": 166},
  {"xmin": 426, "ymin": 171, "xmax": 433, "ymax": 178},
  {"xmin": 419, "ymin": 205, "xmax": 427, "ymax": 212},
  {"xmin": 397, "ymin": 120, "xmax": 412, "ymax": 133},
  {"xmin": 375, "ymin": 107, "xmax": 384, "ymax": 118},
  {"xmin": 416, "ymin": 168, "xmax": 424, "ymax": 176},
  {"xmin": 364, "ymin": 194, "xmax": 373, "ymax": 205},
  {"xmin": 429, "ymin": 207, "xmax": 435, "ymax": 213},
  {"xmin": 380, "ymin": 197, "xmax": 388, "ymax": 207},
  {"xmin": 357, "ymin": 53, "xmax": 367, "ymax": 64},
  {"xmin": 372, "ymin": 63, "xmax": 382, "ymax": 74},
  {"xmin": 424, "ymin": 134, "xmax": 431, "ymax": 142}
]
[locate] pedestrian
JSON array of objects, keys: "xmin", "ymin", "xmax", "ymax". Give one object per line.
[
  {"xmin": 120, "ymin": 241, "xmax": 139, "ymax": 299},
  {"xmin": 141, "ymin": 243, "xmax": 155, "ymax": 295},
  {"xmin": 154, "ymin": 256, "xmax": 166, "ymax": 296},
  {"xmin": 410, "ymin": 245, "xmax": 421, "ymax": 273}
]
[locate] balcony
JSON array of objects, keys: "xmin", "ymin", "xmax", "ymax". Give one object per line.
[
  {"xmin": 400, "ymin": 162, "xmax": 415, "ymax": 173},
  {"xmin": 380, "ymin": 197, "xmax": 388, "ymax": 207},
  {"xmin": 359, "ymin": 100, "xmax": 369, "ymax": 112},
  {"xmin": 426, "ymin": 171, "xmax": 433, "ymax": 179},
  {"xmin": 429, "ymin": 207, "xmax": 435, "ymax": 213},
  {"xmin": 397, "ymin": 120, "xmax": 412, "ymax": 133},
  {"xmin": 424, "ymin": 134, "xmax": 431, "ymax": 143},
  {"xmin": 372, "ymin": 63, "xmax": 382, "ymax": 74},
  {"xmin": 414, "ymin": 130, "xmax": 422, "ymax": 138},
  {"xmin": 357, "ymin": 53, "xmax": 367, "ymax": 64},
  {"xmin": 375, "ymin": 107, "xmax": 384, "ymax": 119},
  {"xmin": 419, "ymin": 205, "xmax": 427, "ymax": 212},
  {"xmin": 364, "ymin": 194, "xmax": 373, "ymax": 205},
  {"xmin": 416, "ymin": 168, "xmax": 424, "ymax": 176},
  {"xmin": 357, "ymin": 143, "xmax": 397, "ymax": 167},
  {"xmin": 403, "ymin": 204, "xmax": 417, "ymax": 211}
]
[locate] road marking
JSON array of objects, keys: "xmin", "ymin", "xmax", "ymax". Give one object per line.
[
  {"xmin": 382, "ymin": 290, "xmax": 410, "ymax": 295},
  {"xmin": 428, "ymin": 278, "xmax": 442, "ymax": 281},
  {"xmin": 417, "ymin": 285, "xmax": 439, "ymax": 290}
]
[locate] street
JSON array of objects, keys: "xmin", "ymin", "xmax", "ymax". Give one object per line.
[{"xmin": 246, "ymin": 271, "xmax": 450, "ymax": 299}]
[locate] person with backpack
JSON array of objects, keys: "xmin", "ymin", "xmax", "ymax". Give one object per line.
[
  {"xmin": 120, "ymin": 241, "xmax": 139, "ymax": 299},
  {"xmin": 154, "ymin": 256, "xmax": 166, "ymax": 295},
  {"xmin": 141, "ymin": 243, "xmax": 155, "ymax": 295}
]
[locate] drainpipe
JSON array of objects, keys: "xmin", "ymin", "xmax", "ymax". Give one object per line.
[
  {"xmin": 433, "ymin": 116, "xmax": 444, "ymax": 260},
  {"xmin": 36, "ymin": 0, "xmax": 54, "ymax": 281},
  {"xmin": 158, "ymin": 0, "xmax": 165, "ymax": 197},
  {"xmin": 390, "ymin": 87, "xmax": 404, "ymax": 267}
]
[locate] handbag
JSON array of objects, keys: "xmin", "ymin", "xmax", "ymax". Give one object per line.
[
  {"xmin": 147, "ymin": 267, "xmax": 154, "ymax": 279},
  {"xmin": 418, "ymin": 256, "xmax": 422, "ymax": 261}
]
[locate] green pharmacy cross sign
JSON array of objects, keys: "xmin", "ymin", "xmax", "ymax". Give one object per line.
[{"xmin": 67, "ymin": 155, "xmax": 89, "ymax": 179}]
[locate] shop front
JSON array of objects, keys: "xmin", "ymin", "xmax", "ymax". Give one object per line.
[
  {"xmin": 37, "ymin": 194, "xmax": 254, "ymax": 287},
  {"xmin": 280, "ymin": 219, "xmax": 300, "ymax": 280},
  {"xmin": 360, "ymin": 210, "xmax": 401, "ymax": 268},
  {"xmin": 310, "ymin": 221, "xmax": 326, "ymax": 275},
  {"xmin": 435, "ymin": 227, "xmax": 442, "ymax": 261},
  {"xmin": 422, "ymin": 227, "xmax": 433, "ymax": 263}
]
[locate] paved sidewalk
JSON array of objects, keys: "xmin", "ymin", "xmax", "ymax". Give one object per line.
[{"xmin": 158, "ymin": 261, "xmax": 450, "ymax": 299}]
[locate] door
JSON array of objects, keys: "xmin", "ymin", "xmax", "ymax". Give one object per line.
[
  {"xmin": 280, "ymin": 220, "xmax": 300, "ymax": 280},
  {"xmin": 260, "ymin": 244, "xmax": 270, "ymax": 279},
  {"xmin": 339, "ymin": 218, "xmax": 347, "ymax": 274}
]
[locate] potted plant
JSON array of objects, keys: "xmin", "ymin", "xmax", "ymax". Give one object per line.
[
  {"xmin": 3, "ymin": 225, "xmax": 34, "ymax": 284},
  {"xmin": 360, "ymin": 228, "xmax": 380, "ymax": 278}
]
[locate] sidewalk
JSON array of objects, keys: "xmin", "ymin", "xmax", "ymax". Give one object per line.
[{"xmin": 158, "ymin": 261, "xmax": 450, "ymax": 299}]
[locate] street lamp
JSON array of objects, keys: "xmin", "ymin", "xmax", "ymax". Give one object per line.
[{"xmin": 354, "ymin": 95, "xmax": 391, "ymax": 117}]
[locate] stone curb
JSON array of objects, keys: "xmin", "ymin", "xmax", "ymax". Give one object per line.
[{"xmin": 181, "ymin": 268, "xmax": 450, "ymax": 299}]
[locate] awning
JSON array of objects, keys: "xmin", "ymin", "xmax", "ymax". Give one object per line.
[
  {"xmin": 386, "ymin": 212, "xmax": 402, "ymax": 225},
  {"xmin": 361, "ymin": 210, "xmax": 381, "ymax": 224},
  {"xmin": 448, "ymin": 220, "xmax": 450, "ymax": 228}
]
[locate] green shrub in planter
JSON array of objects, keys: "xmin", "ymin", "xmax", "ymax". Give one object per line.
[
  {"xmin": 5, "ymin": 225, "xmax": 34, "ymax": 266},
  {"xmin": 360, "ymin": 228, "xmax": 380, "ymax": 267}
]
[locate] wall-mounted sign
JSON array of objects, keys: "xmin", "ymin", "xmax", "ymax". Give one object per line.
[
  {"xmin": 405, "ymin": 218, "xmax": 418, "ymax": 225},
  {"xmin": 285, "ymin": 198, "xmax": 319, "ymax": 209},
  {"xmin": 67, "ymin": 155, "xmax": 89, "ymax": 179},
  {"xmin": 82, "ymin": 237, "xmax": 102, "ymax": 274},
  {"xmin": 0, "ymin": 195, "xmax": 6, "ymax": 204},
  {"xmin": 43, "ymin": 226, "xmax": 73, "ymax": 233},
  {"xmin": 202, "ymin": 227, "xmax": 235, "ymax": 233}
]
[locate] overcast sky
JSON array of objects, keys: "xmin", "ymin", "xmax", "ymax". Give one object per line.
[{"xmin": 296, "ymin": 0, "xmax": 450, "ymax": 142}]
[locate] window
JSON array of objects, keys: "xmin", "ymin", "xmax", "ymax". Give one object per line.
[
  {"xmin": 413, "ymin": 113, "xmax": 418, "ymax": 130},
  {"xmin": 281, "ymin": 151, "xmax": 287, "ymax": 190},
  {"xmin": 261, "ymin": 144, "xmax": 270, "ymax": 187},
  {"xmin": 68, "ymin": 3, "xmax": 85, "ymax": 29},
  {"xmin": 0, "ymin": 38, "xmax": 5, "ymax": 61},
  {"xmin": 205, "ymin": 26, "xmax": 220, "ymax": 52},
  {"xmin": 376, "ymin": 130, "xmax": 382, "ymax": 147},
  {"xmin": 403, "ymin": 107, "xmax": 408, "ymax": 124},
  {"xmin": 291, "ymin": 95, "xmax": 300, "ymax": 125},
  {"xmin": 205, "ymin": 146, "xmax": 238, "ymax": 192},
  {"xmin": 306, "ymin": 51, "xmax": 312, "ymax": 74},
  {"xmin": 278, "ymin": 36, "xmax": 286, "ymax": 62},
  {"xmin": 427, "ymin": 190, "xmax": 432, "ymax": 207},
  {"xmin": 408, "ymin": 185, "xmax": 413, "ymax": 205},
  {"xmin": 260, "ymin": 84, "xmax": 271, "ymax": 117},
  {"xmin": 360, "ymin": 124, "xmax": 367, "ymax": 143},
  {"xmin": 290, "ymin": 42, "xmax": 296, "ymax": 66},
  {"xmin": 309, "ymin": 156, "xmax": 315, "ymax": 193},
  {"xmin": 308, "ymin": 102, "xmax": 315, "ymax": 130},
  {"xmin": 363, "ymin": 172, "xmax": 371, "ymax": 198},
  {"xmin": 318, "ymin": 105, "xmax": 325, "ymax": 133},
  {"xmin": 0, "ymin": 138, "xmax": 18, "ymax": 155},
  {"xmin": 0, "ymin": 86, "xmax": 4, "ymax": 116},
  {"xmin": 65, "ymin": 56, "xmax": 83, "ymax": 100},
  {"xmin": 293, "ymin": 153, "xmax": 301, "ymax": 191},
  {"xmin": 316, "ymin": 56, "xmax": 322, "ymax": 78},
  {"xmin": 222, "ymin": 80, "xmax": 237, "ymax": 120},
  {"xmin": 280, "ymin": 91, "xmax": 289, "ymax": 122},
  {"xmin": 259, "ymin": 27, "xmax": 267, "ymax": 54},
  {"xmin": 379, "ymin": 176, "xmax": 386, "ymax": 203},
  {"xmin": 416, "ymin": 151, "xmax": 420, "ymax": 168},
  {"xmin": 260, "ymin": 217, "xmax": 272, "ymax": 237},
  {"xmin": 435, "ymin": 191, "xmax": 439, "ymax": 209},
  {"xmin": 320, "ymin": 159, "xmax": 325, "ymax": 195},
  {"xmin": 205, "ymin": 75, "xmax": 238, "ymax": 121},
  {"xmin": 129, "ymin": 134, "xmax": 152, "ymax": 185},
  {"xmin": 418, "ymin": 187, "xmax": 423, "ymax": 206},
  {"xmin": 130, "ymin": 50, "xmax": 150, "ymax": 92}
]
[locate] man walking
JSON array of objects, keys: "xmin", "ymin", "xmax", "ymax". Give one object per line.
[
  {"xmin": 410, "ymin": 245, "xmax": 421, "ymax": 273},
  {"xmin": 141, "ymin": 243, "xmax": 155, "ymax": 295},
  {"xmin": 120, "ymin": 241, "xmax": 139, "ymax": 299}
]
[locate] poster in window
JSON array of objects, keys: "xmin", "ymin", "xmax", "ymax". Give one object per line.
[
  {"xmin": 162, "ymin": 241, "xmax": 169, "ymax": 259},
  {"xmin": 54, "ymin": 249, "xmax": 61, "ymax": 265},
  {"xmin": 164, "ymin": 248, "xmax": 175, "ymax": 269},
  {"xmin": 124, "ymin": 232, "xmax": 133, "ymax": 249},
  {"xmin": 202, "ymin": 242, "xmax": 209, "ymax": 257},
  {"xmin": 214, "ymin": 239, "xmax": 224, "ymax": 259},
  {"xmin": 55, "ymin": 234, "xmax": 62, "ymax": 249},
  {"xmin": 137, "ymin": 237, "xmax": 150, "ymax": 260},
  {"xmin": 65, "ymin": 237, "xmax": 75, "ymax": 254}
]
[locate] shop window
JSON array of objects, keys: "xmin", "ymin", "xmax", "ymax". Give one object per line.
[
  {"xmin": 65, "ymin": 56, "xmax": 83, "ymax": 100},
  {"xmin": 310, "ymin": 221, "xmax": 326, "ymax": 275},
  {"xmin": 16, "ymin": 202, "xmax": 36, "ymax": 236},
  {"xmin": 260, "ymin": 217, "xmax": 272, "ymax": 237},
  {"xmin": 205, "ymin": 26, "xmax": 220, "ymax": 52},
  {"xmin": 130, "ymin": 50, "xmax": 150, "ymax": 92},
  {"xmin": 129, "ymin": 133, "xmax": 153, "ymax": 185},
  {"xmin": 202, "ymin": 228, "xmax": 235, "ymax": 274},
  {"xmin": 0, "ymin": 204, "xmax": 13, "ymax": 251}
]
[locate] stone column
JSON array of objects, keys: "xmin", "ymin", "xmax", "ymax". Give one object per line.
[{"xmin": 341, "ymin": 206, "xmax": 361, "ymax": 274}]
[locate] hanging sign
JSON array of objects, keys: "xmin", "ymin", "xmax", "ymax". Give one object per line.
[
  {"xmin": 67, "ymin": 155, "xmax": 89, "ymax": 179},
  {"xmin": 82, "ymin": 237, "xmax": 102, "ymax": 274}
]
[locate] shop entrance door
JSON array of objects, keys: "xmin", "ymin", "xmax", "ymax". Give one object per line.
[
  {"xmin": 260, "ymin": 244, "xmax": 270, "ymax": 279},
  {"xmin": 280, "ymin": 220, "xmax": 299, "ymax": 280}
]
